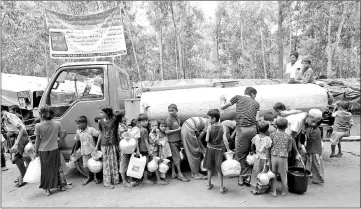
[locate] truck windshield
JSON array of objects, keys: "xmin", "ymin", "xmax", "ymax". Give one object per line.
[{"xmin": 48, "ymin": 68, "xmax": 104, "ymax": 118}]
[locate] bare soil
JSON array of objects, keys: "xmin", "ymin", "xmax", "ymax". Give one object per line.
[{"xmin": 1, "ymin": 142, "xmax": 360, "ymax": 207}]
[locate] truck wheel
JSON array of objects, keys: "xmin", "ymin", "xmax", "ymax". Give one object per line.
[{"xmin": 74, "ymin": 158, "xmax": 87, "ymax": 177}]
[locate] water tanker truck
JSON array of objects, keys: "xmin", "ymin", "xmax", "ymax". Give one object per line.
[{"xmin": 32, "ymin": 62, "xmax": 328, "ymax": 175}]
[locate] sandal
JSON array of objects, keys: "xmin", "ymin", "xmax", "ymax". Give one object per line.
[
  {"xmin": 61, "ymin": 185, "xmax": 74, "ymax": 191},
  {"xmin": 94, "ymin": 179, "xmax": 101, "ymax": 184},
  {"xmin": 104, "ymin": 184, "xmax": 114, "ymax": 189},
  {"xmin": 220, "ymin": 187, "xmax": 228, "ymax": 194},
  {"xmin": 156, "ymin": 180, "xmax": 169, "ymax": 185},
  {"xmin": 123, "ymin": 182, "xmax": 135, "ymax": 188},
  {"xmin": 194, "ymin": 174, "xmax": 207, "ymax": 180},
  {"xmin": 207, "ymin": 183, "xmax": 214, "ymax": 190},
  {"xmin": 15, "ymin": 182, "xmax": 27, "ymax": 188},
  {"xmin": 82, "ymin": 178, "xmax": 93, "ymax": 186},
  {"xmin": 177, "ymin": 176, "xmax": 190, "ymax": 182}
]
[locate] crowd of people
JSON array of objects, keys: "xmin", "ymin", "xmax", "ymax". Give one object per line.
[{"xmin": 1, "ymin": 83, "xmax": 354, "ymax": 198}]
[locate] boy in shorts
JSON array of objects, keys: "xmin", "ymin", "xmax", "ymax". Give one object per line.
[{"xmin": 74, "ymin": 116, "xmax": 100, "ymax": 185}]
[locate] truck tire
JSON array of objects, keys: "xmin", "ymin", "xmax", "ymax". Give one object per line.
[{"xmin": 74, "ymin": 158, "xmax": 87, "ymax": 177}]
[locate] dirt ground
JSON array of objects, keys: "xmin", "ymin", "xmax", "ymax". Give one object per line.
[{"xmin": 1, "ymin": 141, "xmax": 359, "ymax": 208}]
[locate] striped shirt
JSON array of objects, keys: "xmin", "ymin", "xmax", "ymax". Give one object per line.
[{"xmin": 229, "ymin": 95, "xmax": 260, "ymax": 127}]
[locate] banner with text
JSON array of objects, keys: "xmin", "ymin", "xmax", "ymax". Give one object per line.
[{"xmin": 45, "ymin": 7, "xmax": 127, "ymax": 59}]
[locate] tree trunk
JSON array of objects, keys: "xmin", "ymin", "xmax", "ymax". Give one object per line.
[
  {"xmin": 327, "ymin": 18, "xmax": 332, "ymax": 78},
  {"xmin": 216, "ymin": 16, "xmax": 222, "ymax": 76},
  {"xmin": 240, "ymin": 21, "xmax": 244, "ymax": 52},
  {"xmin": 277, "ymin": 1, "xmax": 284, "ymax": 79},
  {"xmin": 170, "ymin": 2, "xmax": 182, "ymax": 80},
  {"xmin": 174, "ymin": 38, "xmax": 178, "ymax": 79},
  {"xmin": 159, "ymin": 26, "xmax": 164, "ymax": 80},
  {"xmin": 327, "ymin": 3, "xmax": 348, "ymax": 78},
  {"xmin": 289, "ymin": 24, "xmax": 292, "ymax": 53},
  {"xmin": 250, "ymin": 55, "xmax": 255, "ymax": 79},
  {"xmin": 260, "ymin": 28, "xmax": 267, "ymax": 79}
]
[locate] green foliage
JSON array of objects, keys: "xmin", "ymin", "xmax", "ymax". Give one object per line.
[{"xmin": 1, "ymin": 1, "xmax": 360, "ymax": 81}]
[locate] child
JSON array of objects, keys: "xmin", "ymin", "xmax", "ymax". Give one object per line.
[
  {"xmin": 74, "ymin": 116, "xmax": 100, "ymax": 186},
  {"xmin": 221, "ymin": 120, "xmax": 236, "ymax": 150},
  {"xmin": 135, "ymin": 114, "xmax": 152, "ymax": 185},
  {"xmin": 157, "ymin": 119, "xmax": 173, "ymax": 179},
  {"xmin": 263, "ymin": 112, "xmax": 277, "ymax": 135},
  {"xmin": 148, "ymin": 120, "xmax": 168, "ymax": 185},
  {"xmin": 115, "ymin": 110, "xmax": 138, "ymax": 188},
  {"xmin": 148, "ymin": 120, "xmax": 160, "ymax": 156},
  {"xmin": 304, "ymin": 109, "xmax": 324, "ymax": 184},
  {"xmin": 269, "ymin": 117, "xmax": 293, "ymax": 197},
  {"xmin": 166, "ymin": 104, "xmax": 189, "ymax": 182},
  {"xmin": 34, "ymin": 105, "xmax": 69, "ymax": 196},
  {"xmin": 94, "ymin": 106, "xmax": 120, "ymax": 189},
  {"xmin": 250, "ymin": 120, "xmax": 272, "ymax": 195},
  {"xmin": 204, "ymin": 109, "xmax": 230, "ymax": 194},
  {"xmin": 330, "ymin": 101, "xmax": 353, "ymax": 158}
]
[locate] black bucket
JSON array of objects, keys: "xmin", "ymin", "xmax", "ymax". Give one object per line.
[{"xmin": 287, "ymin": 166, "xmax": 312, "ymax": 194}]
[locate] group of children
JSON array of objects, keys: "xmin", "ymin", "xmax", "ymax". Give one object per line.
[
  {"xmin": 248, "ymin": 100, "xmax": 353, "ymax": 197},
  {"xmin": 2, "ymin": 97, "xmax": 353, "ymax": 198},
  {"xmin": 72, "ymin": 99, "xmax": 354, "ymax": 196},
  {"xmin": 74, "ymin": 103, "xmax": 191, "ymax": 190}
]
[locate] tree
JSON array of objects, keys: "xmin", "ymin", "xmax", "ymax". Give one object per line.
[{"xmin": 277, "ymin": 1, "xmax": 284, "ymax": 79}]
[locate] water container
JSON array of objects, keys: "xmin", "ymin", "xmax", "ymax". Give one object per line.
[{"xmin": 287, "ymin": 166, "xmax": 312, "ymax": 194}]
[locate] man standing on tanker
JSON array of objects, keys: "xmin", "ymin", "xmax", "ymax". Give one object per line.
[{"xmin": 220, "ymin": 87, "xmax": 260, "ymax": 187}]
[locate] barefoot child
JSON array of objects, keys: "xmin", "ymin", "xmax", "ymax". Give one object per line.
[
  {"xmin": 115, "ymin": 110, "xmax": 138, "ymax": 188},
  {"xmin": 157, "ymin": 119, "xmax": 173, "ymax": 179},
  {"xmin": 166, "ymin": 104, "xmax": 189, "ymax": 182},
  {"xmin": 250, "ymin": 120, "xmax": 272, "ymax": 195},
  {"xmin": 304, "ymin": 109, "xmax": 325, "ymax": 184},
  {"xmin": 269, "ymin": 117, "xmax": 293, "ymax": 197},
  {"xmin": 94, "ymin": 106, "xmax": 120, "ymax": 189},
  {"xmin": 204, "ymin": 109, "xmax": 230, "ymax": 194},
  {"xmin": 330, "ymin": 101, "xmax": 353, "ymax": 158},
  {"xmin": 149, "ymin": 120, "xmax": 168, "ymax": 185},
  {"xmin": 74, "ymin": 116, "xmax": 100, "ymax": 186}
]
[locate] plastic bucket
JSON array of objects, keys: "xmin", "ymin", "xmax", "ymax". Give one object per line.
[{"xmin": 287, "ymin": 166, "xmax": 312, "ymax": 194}]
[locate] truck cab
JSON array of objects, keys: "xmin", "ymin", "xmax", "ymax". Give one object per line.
[{"xmin": 34, "ymin": 62, "xmax": 132, "ymax": 161}]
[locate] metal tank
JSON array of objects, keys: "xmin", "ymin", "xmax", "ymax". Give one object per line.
[{"xmin": 125, "ymin": 84, "xmax": 328, "ymax": 123}]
